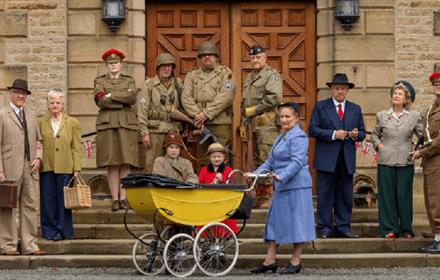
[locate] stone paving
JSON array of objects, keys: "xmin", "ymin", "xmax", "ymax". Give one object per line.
[{"xmin": 1, "ymin": 267, "xmax": 440, "ymax": 280}]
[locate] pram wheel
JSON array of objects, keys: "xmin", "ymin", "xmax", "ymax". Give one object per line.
[
  {"xmin": 194, "ymin": 222, "xmax": 239, "ymax": 277},
  {"xmin": 163, "ymin": 233, "xmax": 197, "ymax": 277},
  {"xmin": 132, "ymin": 232, "xmax": 165, "ymax": 275}
]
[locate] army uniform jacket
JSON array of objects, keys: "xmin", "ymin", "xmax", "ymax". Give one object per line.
[
  {"xmin": 420, "ymin": 99, "xmax": 440, "ymax": 171},
  {"xmin": 242, "ymin": 64, "xmax": 282, "ymax": 131},
  {"xmin": 94, "ymin": 74, "xmax": 138, "ymax": 132},
  {"xmin": 152, "ymin": 155, "xmax": 198, "ymax": 183},
  {"xmin": 181, "ymin": 64, "xmax": 235, "ymax": 125},
  {"xmin": 138, "ymin": 76, "xmax": 183, "ymax": 135}
]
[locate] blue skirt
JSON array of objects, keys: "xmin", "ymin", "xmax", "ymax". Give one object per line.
[{"xmin": 264, "ymin": 187, "xmax": 316, "ymax": 244}]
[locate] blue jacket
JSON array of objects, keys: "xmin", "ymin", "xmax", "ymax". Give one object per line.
[
  {"xmin": 256, "ymin": 124, "xmax": 312, "ymax": 191},
  {"xmin": 308, "ymin": 98, "xmax": 365, "ymax": 174}
]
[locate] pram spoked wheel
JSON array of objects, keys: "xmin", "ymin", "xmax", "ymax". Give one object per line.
[
  {"xmin": 163, "ymin": 233, "xmax": 197, "ymax": 277},
  {"xmin": 132, "ymin": 232, "xmax": 165, "ymax": 276},
  {"xmin": 194, "ymin": 222, "xmax": 239, "ymax": 277}
]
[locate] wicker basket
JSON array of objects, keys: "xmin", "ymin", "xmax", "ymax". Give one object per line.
[{"xmin": 64, "ymin": 174, "xmax": 92, "ymax": 210}]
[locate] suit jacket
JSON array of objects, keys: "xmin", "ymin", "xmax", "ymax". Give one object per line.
[
  {"xmin": 371, "ymin": 108, "xmax": 423, "ymax": 166},
  {"xmin": 38, "ymin": 114, "xmax": 81, "ymax": 174},
  {"xmin": 308, "ymin": 98, "xmax": 365, "ymax": 174},
  {"xmin": 0, "ymin": 105, "xmax": 42, "ymax": 181},
  {"xmin": 256, "ymin": 124, "xmax": 312, "ymax": 191}
]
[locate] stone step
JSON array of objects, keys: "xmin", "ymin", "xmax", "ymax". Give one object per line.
[
  {"xmin": 1, "ymin": 253, "xmax": 439, "ymax": 270},
  {"xmin": 73, "ymin": 208, "xmax": 382, "ymax": 224},
  {"xmin": 68, "ymin": 222, "xmax": 431, "ymax": 239},
  {"xmin": 35, "ymin": 238, "xmax": 433, "ymax": 255}
]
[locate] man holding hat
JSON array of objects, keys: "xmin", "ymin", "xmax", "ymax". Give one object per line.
[
  {"xmin": 309, "ymin": 73, "xmax": 365, "ymax": 238},
  {"xmin": 181, "ymin": 41, "xmax": 235, "ymax": 164},
  {"xmin": 240, "ymin": 44, "xmax": 282, "ymax": 208},
  {"xmin": 0, "ymin": 79, "xmax": 46, "ymax": 255},
  {"xmin": 94, "ymin": 48, "xmax": 138, "ymax": 211},
  {"xmin": 138, "ymin": 52, "xmax": 184, "ymax": 172},
  {"xmin": 412, "ymin": 72, "xmax": 440, "ymax": 253}
]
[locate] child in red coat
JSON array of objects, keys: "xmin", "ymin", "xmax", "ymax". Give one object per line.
[{"xmin": 198, "ymin": 143, "xmax": 238, "ymax": 234}]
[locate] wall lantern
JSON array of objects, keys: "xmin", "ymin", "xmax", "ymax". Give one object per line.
[
  {"xmin": 335, "ymin": 0, "xmax": 359, "ymax": 31},
  {"xmin": 102, "ymin": 0, "xmax": 125, "ymax": 32}
]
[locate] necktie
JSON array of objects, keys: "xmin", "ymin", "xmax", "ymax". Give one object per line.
[
  {"xmin": 337, "ymin": 104, "xmax": 344, "ymax": 120},
  {"xmin": 18, "ymin": 109, "xmax": 24, "ymax": 122}
]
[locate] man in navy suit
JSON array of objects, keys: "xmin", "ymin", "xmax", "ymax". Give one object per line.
[{"xmin": 309, "ymin": 73, "xmax": 365, "ymax": 238}]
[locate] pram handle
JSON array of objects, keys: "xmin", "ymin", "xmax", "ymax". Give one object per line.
[{"xmin": 226, "ymin": 169, "xmax": 272, "ymax": 192}]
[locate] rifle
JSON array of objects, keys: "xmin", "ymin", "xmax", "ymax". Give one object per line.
[{"xmin": 169, "ymin": 110, "xmax": 233, "ymax": 154}]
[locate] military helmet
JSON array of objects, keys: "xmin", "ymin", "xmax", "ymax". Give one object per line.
[
  {"xmin": 197, "ymin": 41, "xmax": 219, "ymax": 58},
  {"xmin": 155, "ymin": 53, "xmax": 176, "ymax": 69}
]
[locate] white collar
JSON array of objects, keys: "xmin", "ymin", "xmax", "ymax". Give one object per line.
[
  {"xmin": 10, "ymin": 103, "xmax": 23, "ymax": 115},
  {"xmin": 332, "ymin": 98, "xmax": 346, "ymax": 109}
]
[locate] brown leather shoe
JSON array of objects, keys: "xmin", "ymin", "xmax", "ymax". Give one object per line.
[
  {"xmin": 27, "ymin": 250, "xmax": 47, "ymax": 255},
  {"xmin": 119, "ymin": 199, "xmax": 128, "ymax": 210},
  {"xmin": 111, "ymin": 200, "xmax": 120, "ymax": 211},
  {"xmin": 2, "ymin": 250, "xmax": 19, "ymax": 256}
]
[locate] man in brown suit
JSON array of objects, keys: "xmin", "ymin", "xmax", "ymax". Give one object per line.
[{"xmin": 0, "ymin": 79, "xmax": 46, "ymax": 255}]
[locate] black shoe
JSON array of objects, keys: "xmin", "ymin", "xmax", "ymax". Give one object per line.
[
  {"xmin": 336, "ymin": 232, "xmax": 359, "ymax": 238},
  {"xmin": 320, "ymin": 233, "xmax": 332, "ymax": 239},
  {"xmin": 250, "ymin": 262, "xmax": 277, "ymax": 274},
  {"xmin": 280, "ymin": 263, "xmax": 301, "ymax": 274},
  {"xmin": 420, "ymin": 241, "xmax": 440, "ymax": 254},
  {"xmin": 52, "ymin": 234, "xmax": 65, "ymax": 241}
]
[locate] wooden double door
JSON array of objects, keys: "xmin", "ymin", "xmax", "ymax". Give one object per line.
[{"xmin": 146, "ymin": 0, "xmax": 316, "ymax": 170}]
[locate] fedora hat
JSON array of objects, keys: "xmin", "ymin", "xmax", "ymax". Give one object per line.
[
  {"xmin": 7, "ymin": 79, "xmax": 31, "ymax": 95},
  {"xmin": 326, "ymin": 73, "xmax": 355, "ymax": 89}
]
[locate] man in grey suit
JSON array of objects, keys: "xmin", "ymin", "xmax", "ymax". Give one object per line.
[{"xmin": 0, "ymin": 79, "xmax": 46, "ymax": 255}]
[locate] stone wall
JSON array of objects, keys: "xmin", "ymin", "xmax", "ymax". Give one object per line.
[
  {"xmin": 395, "ymin": 0, "xmax": 440, "ymax": 110},
  {"xmin": 0, "ymin": 0, "xmax": 67, "ymax": 113}
]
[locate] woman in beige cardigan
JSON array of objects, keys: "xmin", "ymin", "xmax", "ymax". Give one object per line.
[
  {"xmin": 371, "ymin": 81, "xmax": 423, "ymax": 239},
  {"xmin": 38, "ymin": 89, "xmax": 81, "ymax": 241}
]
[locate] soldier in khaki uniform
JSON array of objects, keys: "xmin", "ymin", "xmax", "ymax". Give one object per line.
[
  {"xmin": 241, "ymin": 45, "xmax": 282, "ymax": 208},
  {"xmin": 181, "ymin": 41, "xmax": 235, "ymax": 164},
  {"xmin": 413, "ymin": 72, "xmax": 440, "ymax": 254},
  {"xmin": 152, "ymin": 132, "xmax": 198, "ymax": 183},
  {"xmin": 94, "ymin": 49, "xmax": 138, "ymax": 211},
  {"xmin": 138, "ymin": 53, "xmax": 183, "ymax": 172}
]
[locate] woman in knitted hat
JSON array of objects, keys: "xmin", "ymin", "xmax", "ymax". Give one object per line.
[
  {"xmin": 371, "ymin": 80, "xmax": 423, "ymax": 239},
  {"xmin": 152, "ymin": 132, "xmax": 198, "ymax": 184},
  {"xmin": 198, "ymin": 142, "xmax": 237, "ymax": 234}
]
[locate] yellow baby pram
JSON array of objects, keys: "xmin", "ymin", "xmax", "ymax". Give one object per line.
[{"xmin": 121, "ymin": 170, "xmax": 270, "ymax": 277}]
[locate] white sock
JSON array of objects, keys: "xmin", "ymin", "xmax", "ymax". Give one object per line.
[{"xmin": 435, "ymin": 233, "xmax": 440, "ymax": 242}]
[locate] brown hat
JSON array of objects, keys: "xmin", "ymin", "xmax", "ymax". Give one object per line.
[
  {"xmin": 163, "ymin": 132, "xmax": 184, "ymax": 148},
  {"xmin": 206, "ymin": 143, "xmax": 226, "ymax": 155},
  {"xmin": 7, "ymin": 79, "xmax": 31, "ymax": 95}
]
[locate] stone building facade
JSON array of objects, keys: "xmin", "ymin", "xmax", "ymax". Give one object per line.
[{"xmin": 0, "ymin": 0, "xmax": 439, "ymax": 210}]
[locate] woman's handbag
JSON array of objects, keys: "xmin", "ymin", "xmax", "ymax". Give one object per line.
[
  {"xmin": 0, "ymin": 182, "xmax": 18, "ymax": 208},
  {"xmin": 63, "ymin": 174, "xmax": 92, "ymax": 210}
]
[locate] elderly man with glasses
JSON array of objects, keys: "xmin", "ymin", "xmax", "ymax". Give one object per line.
[{"xmin": 0, "ymin": 79, "xmax": 46, "ymax": 255}]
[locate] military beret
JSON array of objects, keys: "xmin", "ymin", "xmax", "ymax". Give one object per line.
[
  {"xmin": 392, "ymin": 80, "xmax": 416, "ymax": 102},
  {"xmin": 429, "ymin": 72, "xmax": 440, "ymax": 83},
  {"xmin": 101, "ymin": 48, "xmax": 125, "ymax": 62},
  {"xmin": 249, "ymin": 45, "xmax": 265, "ymax": 56}
]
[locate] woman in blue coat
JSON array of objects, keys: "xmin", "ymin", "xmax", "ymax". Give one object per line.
[{"xmin": 250, "ymin": 102, "xmax": 316, "ymax": 274}]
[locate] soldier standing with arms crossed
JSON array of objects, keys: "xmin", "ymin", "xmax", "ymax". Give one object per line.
[
  {"xmin": 94, "ymin": 49, "xmax": 139, "ymax": 211},
  {"xmin": 181, "ymin": 41, "xmax": 235, "ymax": 164},
  {"xmin": 240, "ymin": 45, "xmax": 282, "ymax": 208},
  {"xmin": 138, "ymin": 53, "xmax": 183, "ymax": 172}
]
